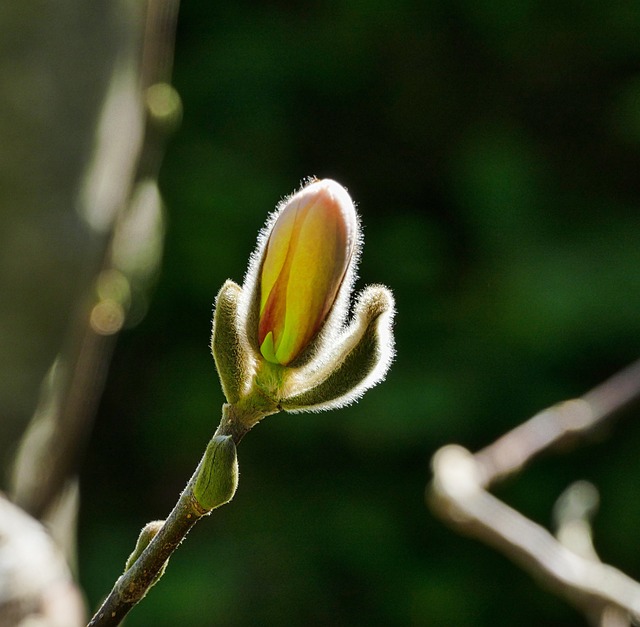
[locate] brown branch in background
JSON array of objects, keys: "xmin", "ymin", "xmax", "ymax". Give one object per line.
[
  {"xmin": 4, "ymin": 4, "xmax": 181, "ymax": 622},
  {"xmin": 428, "ymin": 358, "xmax": 640, "ymax": 625},
  {"xmin": 553, "ymin": 481, "xmax": 632, "ymax": 626},
  {"xmin": 141, "ymin": 0, "xmax": 180, "ymax": 87},
  {"xmin": 10, "ymin": 0, "xmax": 181, "ymax": 524},
  {"xmin": 0, "ymin": 0, "xmax": 182, "ymax": 623},
  {"xmin": 474, "ymin": 359, "xmax": 640, "ymax": 487}
]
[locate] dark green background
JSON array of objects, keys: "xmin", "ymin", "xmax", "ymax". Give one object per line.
[{"xmin": 79, "ymin": 2, "xmax": 640, "ymax": 625}]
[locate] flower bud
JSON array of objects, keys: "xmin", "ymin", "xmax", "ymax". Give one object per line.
[
  {"xmin": 193, "ymin": 435, "xmax": 238, "ymax": 511},
  {"xmin": 258, "ymin": 179, "xmax": 358, "ymax": 366},
  {"xmin": 211, "ymin": 177, "xmax": 393, "ymax": 424}
]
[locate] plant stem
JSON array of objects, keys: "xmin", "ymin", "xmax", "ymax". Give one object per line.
[
  {"xmin": 87, "ymin": 455, "xmax": 207, "ymax": 626},
  {"xmin": 87, "ymin": 404, "xmax": 257, "ymax": 627}
]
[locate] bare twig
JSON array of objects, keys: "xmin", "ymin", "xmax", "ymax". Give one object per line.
[
  {"xmin": 474, "ymin": 359, "xmax": 640, "ymax": 486},
  {"xmin": 429, "ymin": 358, "xmax": 640, "ymax": 623},
  {"xmin": 430, "ymin": 446, "xmax": 640, "ymax": 622},
  {"xmin": 553, "ymin": 481, "xmax": 631, "ymax": 627}
]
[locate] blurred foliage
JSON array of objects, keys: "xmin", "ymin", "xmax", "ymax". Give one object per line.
[{"xmin": 4, "ymin": 0, "xmax": 639, "ymax": 625}]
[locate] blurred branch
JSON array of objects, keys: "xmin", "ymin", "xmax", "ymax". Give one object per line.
[
  {"xmin": 553, "ymin": 481, "xmax": 631, "ymax": 627},
  {"xmin": 10, "ymin": 0, "xmax": 180, "ymax": 524},
  {"xmin": 0, "ymin": 493, "xmax": 85, "ymax": 627},
  {"xmin": 428, "ymin": 359, "xmax": 640, "ymax": 624},
  {"xmin": 2, "ymin": 2, "xmax": 180, "ymax": 625},
  {"xmin": 474, "ymin": 359, "xmax": 640, "ymax": 487}
]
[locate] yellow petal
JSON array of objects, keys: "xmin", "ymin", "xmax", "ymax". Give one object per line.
[{"xmin": 258, "ymin": 179, "xmax": 356, "ymax": 365}]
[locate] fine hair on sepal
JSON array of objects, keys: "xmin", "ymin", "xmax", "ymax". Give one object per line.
[
  {"xmin": 210, "ymin": 280, "xmax": 255, "ymax": 403},
  {"xmin": 280, "ymin": 284, "xmax": 395, "ymax": 412}
]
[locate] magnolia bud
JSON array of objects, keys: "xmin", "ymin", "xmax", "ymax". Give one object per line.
[
  {"xmin": 210, "ymin": 177, "xmax": 394, "ymax": 423},
  {"xmin": 257, "ymin": 179, "xmax": 358, "ymax": 366}
]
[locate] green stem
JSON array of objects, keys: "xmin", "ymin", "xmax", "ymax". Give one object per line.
[
  {"xmin": 87, "ymin": 403, "xmax": 261, "ymax": 627},
  {"xmin": 87, "ymin": 472, "xmax": 205, "ymax": 626}
]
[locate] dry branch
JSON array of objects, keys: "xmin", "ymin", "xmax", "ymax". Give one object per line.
[{"xmin": 429, "ymin": 359, "xmax": 640, "ymax": 624}]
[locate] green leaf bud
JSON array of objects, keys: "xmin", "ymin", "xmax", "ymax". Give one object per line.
[
  {"xmin": 125, "ymin": 520, "xmax": 165, "ymax": 573},
  {"xmin": 193, "ymin": 435, "xmax": 239, "ymax": 511}
]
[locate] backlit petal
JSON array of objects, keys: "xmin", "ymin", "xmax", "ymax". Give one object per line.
[{"xmin": 258, "ymin": 179, "xmax": 356, "ymax": 365}]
